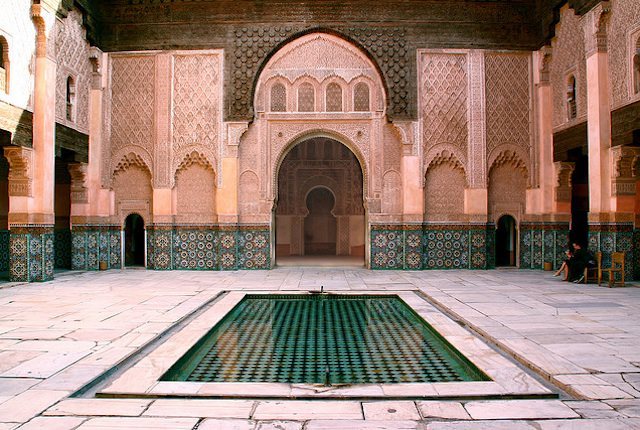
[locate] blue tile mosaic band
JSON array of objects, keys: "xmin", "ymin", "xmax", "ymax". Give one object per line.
[
  {"xmin": 519, "ymin": 223, "xmax": 570, "ymax": 270},
  {"xmin": 71, "ymin": 226, "xmax": 122, "ymax": 271},
  {"xmin": 146, "ymin": 225, "xmax": 271, "ymax": 271},
  {"xmin": 9, "ymin": 225, "xmax": 54, "ymax": 282},
  {"xmin": 0, "ymin": 230, "xmax": 9, "ymax": 273},
  {"xmin": 54, "ymin": 229, "xmax": 72, "ymax": 269},
  {"xmin": 370, "ymin": 224, "xmax": 494, "ymax": 270},
  {"xmin": 589, "ymin": 223, "xmax": 633, "ymax": 281}
]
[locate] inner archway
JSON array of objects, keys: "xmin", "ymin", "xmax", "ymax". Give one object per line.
[
  {"xmin": 304, "ymin": 187, "xmax": 337, "ymax": 255},
  {"xmin": 275, "ymin": 137, "xmax": 364, "ymax": 266},
  {"xmin": 496, "ymin": 215, "xmax": 517, "ymax": 267},
  {"xmin": 124, "ymin": 213, "xmax": 145, "ymax": 267}
]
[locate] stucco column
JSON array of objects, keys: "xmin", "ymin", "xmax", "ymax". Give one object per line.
[
  {"xmin": 28, "ymin": 3, "xmax": 56, "ymax": 225},
  {"xmin": 216, "ymin": 157, "xmax": 239, "ymax": 224},
  {"xmin": 582, "ymin": 3, "xmax": 612, "ymax": 220},
  {"xmin": 534, "ymin": 48, "xmax": 556, "ymax": 216}
]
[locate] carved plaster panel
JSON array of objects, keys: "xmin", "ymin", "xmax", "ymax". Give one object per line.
[
  {"xmin": 109, "ymin": 54, "xmax": 155, "ymax": 162},
  {"xmin": 419, "ymin": 51, "xmax": 468, "ymax": 165},
  {"xmin": 54, "ymin": 9, "xmax": 91, "ymax": 133},
  {"xmin": 554, "ymin": 161, "xmax": 575, "ymax": 202},
  {"xmin": 608, "ymin": 0, "xmax": 640, "ymax": 107},
  {"xmin": 611, "ymin": 145, "xmax": 640, "ymax": 196},
  {"xmin": 67, "ymin": 162, "xmax": 88, "ymax": 204},
  {"xmin": 550, "ymin": 5, "xmax": 588, "ymax": 128},
  {"xmin": 3, "ymin": 146, "xmax": 33, "ymax": 197}
]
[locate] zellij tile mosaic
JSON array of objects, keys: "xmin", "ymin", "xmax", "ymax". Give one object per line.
[{"xmin": 162, "ymin": 294, "xmax": 489, "ymax": 385}]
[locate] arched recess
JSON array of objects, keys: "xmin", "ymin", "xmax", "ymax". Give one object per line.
[
  {"xmin": 0, "ymin": 35, "xmax": 9, "ymax": 94},
  {"xmin": 304, "ymin": 186, "xmax": 337, "ymax": 255},
  {"xmin": 275, "ymin": 137, "xmax": 365, "ymax": 263},
  {"xmin": 112, "ymin": 152, "xmax": 153, "ymax": 225},
  {"xmin": 488, "ymin": 150, "xmax": 528, "ymax": 224},
  {"xmin": 174, "ymin": 151, "xmax": 216, "ymax": 224},
  {"xmin": 424, "ymin": 150, "xmax": 467, "ymax": 222}
]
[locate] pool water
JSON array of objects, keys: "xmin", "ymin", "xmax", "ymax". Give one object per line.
[{"xmin": 162, "ymin": 294, "xmax": 489, "ymax": 384}]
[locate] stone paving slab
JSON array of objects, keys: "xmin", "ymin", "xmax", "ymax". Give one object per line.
[{"xmin": 0, "ymin": 269, "xmax": 639, "ymax": 427}]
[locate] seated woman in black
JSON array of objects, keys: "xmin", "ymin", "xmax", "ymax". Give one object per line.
[{"xmin": 562, "ymin": 242, "xmax": 589, "ymax": 283}]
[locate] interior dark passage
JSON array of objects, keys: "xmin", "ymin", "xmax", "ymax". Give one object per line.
[
  {"xmin": 496, "ymin": 215, "xmax": 517, "ymax": 267},
  {"xmin": 124, "ymin": 213, "xmax": 145, "ymax": 267},
  {"xmin": 304, "ymin": 187, "xmax": 337, "ymax": 255}
]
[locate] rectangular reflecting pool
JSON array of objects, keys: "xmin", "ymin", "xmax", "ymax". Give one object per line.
[{"xmin": 162, "ymin": 294, "xmax": 489, "ymax": 385}]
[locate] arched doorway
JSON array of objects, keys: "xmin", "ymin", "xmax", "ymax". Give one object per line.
[
  {"xmin": 304, "ymin": 187, "xmax": 337, "ymax": 255},
  {"xmin": 124, "ymin": 213, "xmax": 145, "ymax": 267},
  {"xmin": 275, "ymin": 137, "xmax": 365, "ymax": 266},
  {"xmin": 496, "ymin": 215, "xmax": 517, "ymax": 267}
]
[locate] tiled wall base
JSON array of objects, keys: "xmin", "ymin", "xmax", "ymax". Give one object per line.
[
  {"xmin": 588, "ymin": 223, "xmax": 633, "ymax": 281},
  {"xmin": 0, "ymin": 230, "xmax": 9, "ymax": 272},
  {"xmin": 370, "ymin": 224, "xmax": 495, "ymax": 270},
  {"xmin": 54, "ymin": 229, "xmax": 72, "ymax": 269},
  {"xmin": 71, "ymin": 226, "xmax": 122, "ymax": 271},
  {"xmin": 519, "ymin": 223, "xmax": 570, "ymax": 270},
  {"xmin": 147, "ymin": 225, "xmax": 270, "ymax": 270},
  {"xmin": 9, "ymin": 225, "xmax": 54, "ymax": 282}
]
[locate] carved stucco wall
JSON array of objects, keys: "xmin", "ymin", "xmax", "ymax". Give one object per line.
[
  {"xmin": 106, "ymin": 50, "xmax": 223, "ymax": 223},
  {"xmin": 608, "ymin": 0, "xmax": 640, "ymax": 108},
  {"xmin": 550, "ymin": 5, "xmax": 588, "ymax": 129},
  {"xmin": 175, "ymin": 163, "xmax": 216, "ymax": 224},
  {"xmin": 420, "ymin": 51, "xmax": 468, "ymax": 168},
  {"xmin": 485, "ymin": 53, "xmax": 532, "ymax": 164},
  {"xmin": 0, "ymin": 0, "xmax": 36, "ymax": 111},
  {"xmin": 54, "ymin": 9, "xmax": 91, "ymax": 133},
  {"xmin": 113, "ymin": 164, "xmax": 153, "ymax": 224}
]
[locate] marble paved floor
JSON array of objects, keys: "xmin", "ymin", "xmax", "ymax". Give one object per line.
[{"xmin": 1, "ymin": 268, "xmax": 640, "ymax": 429}]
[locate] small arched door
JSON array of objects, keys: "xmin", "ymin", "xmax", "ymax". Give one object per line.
[
  {"xmin": 496, "ymin": 215, "xmax": 517, "ymax": 267},
  {"xmin": 124, "ymin": 213, "xmax": 145, "ymax": 267}
]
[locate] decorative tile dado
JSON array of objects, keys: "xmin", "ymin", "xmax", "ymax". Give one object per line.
[
  {"xmin": 54, "ymin": 229, "xmax": 72, "ymax": 269},
  {"xmin": 0, "ymin": 230, "xmax": 9, "ymax": 273},
  {"xmin": 519, "ymin": 223, "xmax": 569, "ymax": 270},
  {"xmin": 9, "ymin": 225, "xmax": 54, "ymax": 282},
  {"xmin": 589, "ymin": 223, "xmax": 634, "ymax": 281},
  {"xmin": 71, "ymin": 226, "xmax": 122, "ymax": 271}
]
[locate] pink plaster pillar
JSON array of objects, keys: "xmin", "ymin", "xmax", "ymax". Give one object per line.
[
  {"xmin": 26, "ymin": 3, "xmax": 56, "ymax": 225},
  {"xmin": 582, "ymin": 3, "xmax": 612, "ymax": 219},
  {"xmin": 401, "ymin": 155, "xmax": 423, "ymax": 222}
]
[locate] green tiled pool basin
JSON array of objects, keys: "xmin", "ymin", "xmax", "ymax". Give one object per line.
[{"xmin": 162, "ymin": 294, "xmax": 489, "ymax": 384}]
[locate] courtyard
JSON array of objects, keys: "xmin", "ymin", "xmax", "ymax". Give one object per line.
[{"xmin": 0, "ymin": 268, "xmax": 639, "ymax": 429}]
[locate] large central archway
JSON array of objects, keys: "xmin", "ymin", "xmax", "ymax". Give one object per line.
[{"xmin": 275, "ymin": 137, "xmax": 365, "ymax": 266}]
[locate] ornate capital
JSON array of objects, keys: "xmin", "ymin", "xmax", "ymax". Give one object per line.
[
  {"xmin": 68, "ymin": 162, "xmax": 88, "ymax": 204},
  {"xmin": 4, "ymin": 146, "xmax": 34, "ymax": 197},
  {"xmin": 582, "ymin": 1, "xmax": 611, "ymax": 57},
  {"xmin": 538, "ymin": 46, "xmax": 552, "ymax": 84},
  {"xmin": 89, "ymin": 47, "xmax": 103, "ymax": 90},
  {"xmin": 611, "ymin": 145, "xmax": 640, "ymax": 196},
  {"xmin": 30, "ymin": 3, "xmax": 56, "ymax": 59},
  {"xmin": 554, "ymin": 161, "xmax": 575, "ymax": 202}
]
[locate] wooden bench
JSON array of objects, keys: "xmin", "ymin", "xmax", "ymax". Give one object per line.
[{"xmin": 583, "ymin": 251, "xmax": 601, "ymax": 284}]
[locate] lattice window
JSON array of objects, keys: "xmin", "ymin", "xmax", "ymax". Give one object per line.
[
  {"xmin": 0, "ymin": 36, "xmax": 8, "ymax": 94},
  {"xmin": 270, "ymin": 83, "xmax": 286, "ymax": 112},
  {"xmin": 66, "ymin": 76, "xmax": 76, "ymax": 121},
  {"xmin": 566, "ymin": 75, "xmax": 577, "ymax": 120},
  {"xmin": 634, "ymin": 37, "xmax": 640, "ymax": 95},
  {"xmin": 354, "ymin": 82, "xmax": 370, "ymax": 111},
  {"xmin": 325, "ymin": 83, "xmax": 342, "ymax": 112},
  {"xmin": 298, "ymin": 83, "xmax": 315, "ymax": 112}
]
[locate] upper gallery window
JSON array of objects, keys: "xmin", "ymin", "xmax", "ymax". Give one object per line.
[
  {"xmin": 353, "ymin": 82, "xmax": 370, "ymax": 111},
  {"xmin": 0, "ymin": 37, "xmax": 8, "ymax": 94},
  {"xmin": 66, "ymin": 76, "xmax": 76, "ymax": 121},
  {"xmin": 270, "ymin": 83, "xmax": 286, "ymax": 112},
  {"xmin": 325, "ymin": 83, "xmax": 343, "ymax": 112},
  {"xmin": 298, "ymin": 83, "xmax": 315, "ymax": 112},
  {"xmin": 566, "ymin": 75, "xmax": 577, "ymax": 121}
]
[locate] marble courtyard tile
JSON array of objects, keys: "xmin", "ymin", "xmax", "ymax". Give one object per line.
[
  {"xmin": 362, "ymin": 401, "xmax": 421, "ymax": 420},
  {"xmin": 43, "ymin": 399, "xmax": 151, "ymax": 417},
  {"xmin": 197, "ymin": 419, "xmax": 255, "ymax": 430},
  {"xmin": 416, "ymin": 401, "xmax": 471, "ymax": 420},
  {"xmin": 75, "ymin": 417, "xmax": 199, "ymax": 430},
  {"xmin": 463, "ymin": 400, "xmax": 580, "ymax": 420},
  {"xmin": 253, "ymin": 401, "xmax": 363, "ymax": 420},
  {"xmin": 14, "ymin": 416, "xmax": 87, "ymax": 430},
  {"xmin": 143, "ymin": 399, "xmax": 255, "ymax": 418},
  {"xmin": 0, "ymin": 350, "xmax": 89, "ymax": 378},
  {"xmin": 0, "ymin": 389, "xmax": 69, "ymax": 422},
  {"xmin": 0, "ymin": 377, "xmax": 39, "ymax": 396},
  {"xmin": 306, "ymin": 421, "xmax": 420, "ymax": 430}
]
